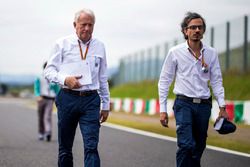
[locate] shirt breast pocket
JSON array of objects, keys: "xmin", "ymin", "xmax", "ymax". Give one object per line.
[{"xmin": 88, "ymin": 54, "xmax": 102, "ymax": 72}]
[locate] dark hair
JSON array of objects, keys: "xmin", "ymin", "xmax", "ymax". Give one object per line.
[
  {"xmin": 181, "ymin": 12, "xmax": 206, "ymax": 39},
  {"xmin": 43, "ymin": 62, "xmax": 47, "ymax": 69}
]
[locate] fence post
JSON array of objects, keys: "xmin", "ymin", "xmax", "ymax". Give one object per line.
[
  {"xmin": 117, "ymin": 59, "xmax": 123, "ymax": 85},
  {"xmin": 140, "ymin": 50, "xmax": 145, "ymax": 81},
  {"xmin": 164, "ymin": 42, "xmax": 169, "ymax": 56},
  {"xmin": 126, "ymin": 55, "xmax": 131, "ymax": 83},
  {"xmin": 122, "ymin": 58, "xmax": 126, "ymax": 84},
  {"xmin": 147, "ymin": 48, "xmax": 152, "ymax": 80},
  {"xmin": 124, "ymin": 57, "xmax": 128, "ymax": 83},
  {"xmin": 155, "ymin": 45, "xmax": 160, "ymax": 79},
  {"xmin": 210, "ymin": 27, "xmax": 214, "ymax": 47},
  {"xmin": 134, "ymin": 52, "xmax": 138, "ymax": 82},
  {"xmin": 243, "ymin": 15, "xmax": 248, "ymax": 73},
  {"xmin": 226, "ymin": 21, "xmax": 230, "ymax": 71},
  {"xmin": 130, "ymin": 55, "xmax": 134, "ymax": 82}
]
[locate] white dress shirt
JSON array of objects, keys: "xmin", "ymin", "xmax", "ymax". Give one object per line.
[
  {"xmin": 158, "ymin": 41, "xmax": 225, "ymax": 113},
  {"xmin": 44, "ymin": 34, "xmax": 110, "ymax": 110}
]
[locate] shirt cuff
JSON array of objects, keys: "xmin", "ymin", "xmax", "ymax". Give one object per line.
[
  {"xmin": 58, "ymin": 74, "xmax": 67, "ymax": 86},
  {"xmin": 160, "ymin": 104, "xmax": 167, "ymax": 113},
  {"xmin": 217, "ymin": 98, "xmax": 226, "ymax": 107},
  {"xmin": 101, "ymin": 102, "xmax": 110, "ymax": 111}
]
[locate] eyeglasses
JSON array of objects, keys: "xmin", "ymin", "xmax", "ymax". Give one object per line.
[{"xmin": 186, "ymin": 25, "xmax": 204, "ymax": 30}]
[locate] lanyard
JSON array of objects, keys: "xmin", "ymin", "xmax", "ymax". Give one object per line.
[
  {"xmin": 188, "ymin": 48, "xmax": 207, "ymax": 68},
  {"xmin": 78, "ymin": 40, "xmax": 90, "ymax": 60}
]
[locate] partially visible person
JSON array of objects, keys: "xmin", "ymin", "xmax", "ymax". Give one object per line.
[
  {"xmin": 158, "ymin": 12, "xmax": 228, "ymax": 167},
  {"xmin": 44, "ymin": 8, "xmax": 110, "ymax": 167},
  {"xmin": 34, "ymin": 62, "xmax": 60, "ymax": 142}
]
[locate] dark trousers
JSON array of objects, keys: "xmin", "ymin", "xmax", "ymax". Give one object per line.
[
  {"xmin": 173, "ymin": 98, "xmax": 211, "ymax": 167},
  {"xmin": 55, "ymin": 90, "xmax": 101, "ymax": 167}
]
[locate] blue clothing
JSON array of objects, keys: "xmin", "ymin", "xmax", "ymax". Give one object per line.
[
  {"xmin": 173, "ymin": 98, "xmax": 211, "ymax": 167},
  {"xmin": 34, "ymin": 76, "xmax": 60, "ymax": 97},
  {"xmin": 56, "ymin": 89, "xmax": 101, "ymax": 167}
]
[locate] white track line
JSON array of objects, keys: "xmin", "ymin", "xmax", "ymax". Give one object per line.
[{"xmin": 102, "ymin": 122, "xmax": 250, "ymax": 158}]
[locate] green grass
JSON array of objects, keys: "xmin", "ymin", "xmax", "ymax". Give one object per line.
[
  {"xmin": 109, "ymin": 74, "xmax": 250, "ymax": 154},
  {"xmin": 223, "ymin": 74, "xmax": 250, "ymax": 100},
  {"xmin": 110, "ymin": 80, "xmax": 175, "ymax": 99},
  {"xmin": 108, "ymin": 115, "xmax": 177, "ymax": 137},
  {"xmin": 110, "ymin": 74, "xmax": 250, "ymax": 100}
]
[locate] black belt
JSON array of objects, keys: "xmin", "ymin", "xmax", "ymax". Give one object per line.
[
  {"xmin": 63, "ymin": 88, "xmax": 97, "ymax": 96},
  {"xmin": 41, "ymin": 96, "xmax": 55, "ymax": 100},
  {"xmin": 176, "ymin": 95, "xmax": 212, "ymax": 104}
]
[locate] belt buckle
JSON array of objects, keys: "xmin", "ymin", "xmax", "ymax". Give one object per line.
[
  {"xmin": 193, "ymin": 98, "xmax": 201, "ymax": 103},
  {"xmin": 79, "ymin": 91, "xmax": 85, "ymax": 96}
]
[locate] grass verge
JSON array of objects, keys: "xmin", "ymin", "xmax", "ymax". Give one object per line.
[
  {"xmin": 107, "ymin": 112, "xmax": 250, "ymax": 154},
  {"xmin": 110, "ymin": 73, "xmax": 250, "ymax": 100}
]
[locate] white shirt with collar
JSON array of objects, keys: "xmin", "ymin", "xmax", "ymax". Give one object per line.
[
  {"xmin": 158, "ymin": 41, "xmax": 225, "ymax": 113},
  {"xmin": 44, "ymin": 34, "xmax": 110, "ymax": 110}
]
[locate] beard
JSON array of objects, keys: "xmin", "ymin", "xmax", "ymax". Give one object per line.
[{"xmin": 191, "ymin": 33, "xmax": 203, "ymax": 42}]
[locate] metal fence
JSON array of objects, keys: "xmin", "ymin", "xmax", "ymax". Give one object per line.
[{"xmin": 113, "ymin": 14, "xmax": 250, "ymax": 85}]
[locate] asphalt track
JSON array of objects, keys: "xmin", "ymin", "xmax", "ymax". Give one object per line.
[{"xmin": 0, "ymin": 98, "xmax": 249, "ymax": 167}]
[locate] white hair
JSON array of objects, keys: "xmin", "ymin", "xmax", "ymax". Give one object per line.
[{"xmin": 74, "ymin": 8, "xmax": 95, "ymax": 23}]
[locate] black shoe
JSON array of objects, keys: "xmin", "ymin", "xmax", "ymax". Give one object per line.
[{"xmin": 46, "ymin": 134, "xmax": 51, "ymax": 142}]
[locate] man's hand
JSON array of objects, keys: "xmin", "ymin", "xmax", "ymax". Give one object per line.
[
  {"xmin": 100, "ymin": 110, "xmax": 109, "ymax": 123},
  {"xmin": 160, "ymin": 112, "xmax": 169, "ymax": 128},
  {"xmin": 217, "ymin": 106, "xmax": 229, "ymax": 121},
  {"xmin": 36, "ymin": 96, "xmax": 43, "ymax": 102},
  {"xmin": 64, "ymin": 75, "xmax": 82, "ymax": 89}
]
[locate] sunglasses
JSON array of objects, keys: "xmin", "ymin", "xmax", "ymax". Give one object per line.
[{"xmin": 186, "ymin": 25, "xmax": 204, "ymax": 30}]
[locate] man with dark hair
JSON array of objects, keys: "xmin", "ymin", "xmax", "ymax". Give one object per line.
[{"xmin": 158, "ymin": 12, "xmax": 228, "ymax": 167}]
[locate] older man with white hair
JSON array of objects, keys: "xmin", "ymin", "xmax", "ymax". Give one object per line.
[{"xmin": 44, "ymin": 8, "xmax": 110, "ymax": 167}]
